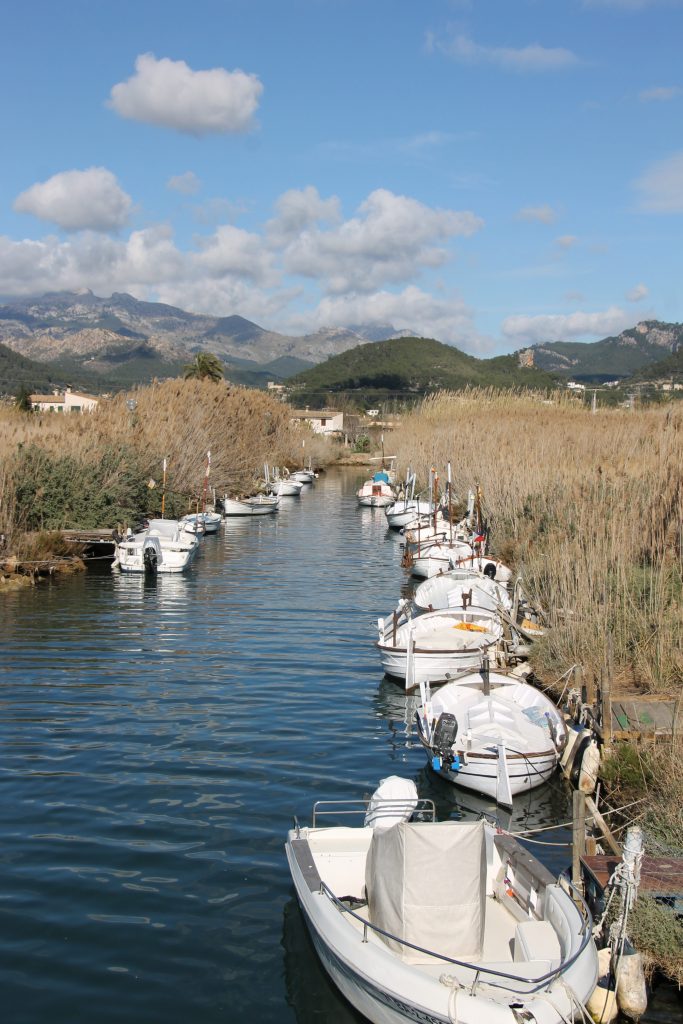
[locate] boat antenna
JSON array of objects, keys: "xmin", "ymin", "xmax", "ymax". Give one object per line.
[{"xmin": 161, "ymin": 457, "xmax": 167, "ymax": 519}]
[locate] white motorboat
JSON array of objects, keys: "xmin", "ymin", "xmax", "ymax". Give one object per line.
[
  {"xmin": 357, "ymin": 470, "xmax": 396, "ymax": 508},
  {"xmin": 413, "ymin": 568, "xmax": 512, "ymax": 615},
  {"xmin": 415, "ymin": 667, "xmax": 568, "ymax": 807},
  {"xmin": 222, "ymin": 494, "xmax": 279, "ymax": 516},
  {"xmin": 114, "ymin": 519, "xmax": 199, "ymax": 574},
  {"xmin": 286, "ymin": 783, "xmax": 598, "ymax": 1024},
  {"xmin": 377, "ymin": 606, "xmax": 505, "ymax": 689}
]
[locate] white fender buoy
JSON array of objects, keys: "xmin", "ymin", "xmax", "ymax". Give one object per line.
[
  {"xmin": 579, "ymin": 738, "xmax": 601, "ymax": 794},
  {"xmin": 587, "ymin": 947, "xmax": 619, "ymax": 1023},
  {"xmin": 616, "ymin": 948, "xmax": 648, "ymax": 1021}
]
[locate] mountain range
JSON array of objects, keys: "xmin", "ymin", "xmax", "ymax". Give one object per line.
[
  {"xmin": 0, "ymin": 290, "xmax": 680, "ymax": 396},
  {"xmin": 0, "ymin": 290, "xmax": 410, "ymax": 389}
]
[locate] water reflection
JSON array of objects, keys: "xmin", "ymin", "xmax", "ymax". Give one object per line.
[{"xmin": 282, "ymin": 899, "xmax": 364, "ymax": 1024}]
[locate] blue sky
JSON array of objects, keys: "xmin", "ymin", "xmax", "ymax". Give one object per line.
[{"xmin": 1, "ymin": 0, "xmax": 681, "ymax": 353}]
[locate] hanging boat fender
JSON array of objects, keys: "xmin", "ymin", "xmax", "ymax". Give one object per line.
[
  {"xmin": 587, "ymin": 947, "xmax": 619, "ymax": 1023},
  {"xmin": 578, "ymin": 738, "xmax": 601, "ymax": 794},
  {"xmin": 560, "ymin": 723, "xmax": 591, "ymax": 777},
  {"xmin": 615, "ymin": 943, "xmax": 648, "ymax": 1021}
]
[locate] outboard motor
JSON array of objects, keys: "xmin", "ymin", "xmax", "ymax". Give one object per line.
[
  {"xmin": 142, "ymin": 536, "xmax": 161, "ymax": 574},
  {"xmin": 431, "ymin": 712, "xmax": 460, "ymax": 773},
  {"xmin": 364, "ymin": 776, "xmax": 418, "ymax": 830}
]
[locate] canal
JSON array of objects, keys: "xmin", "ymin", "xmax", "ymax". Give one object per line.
[{"xmin": 0, "ymin": 469, "xmax": 675, "ymax": 1023}]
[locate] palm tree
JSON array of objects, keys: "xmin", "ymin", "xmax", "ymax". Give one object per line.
[
  {"xmin": 15, "ymin": 385, "xmax": 33, "ymax": 412},
  {"xmin": 183, "ymin": 352, "xmax": 224, "ymax": 382}
]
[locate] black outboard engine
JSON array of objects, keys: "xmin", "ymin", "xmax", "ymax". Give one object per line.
[
  {"xmin": 143, "ymin": 543, "xmax": 158, "ymax": 574},
  {"xmin": 431, "ymin": 712, "xmax": 460, "ymax": 773}
]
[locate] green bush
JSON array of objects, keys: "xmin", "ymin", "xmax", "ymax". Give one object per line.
[{"xmin": 12, "ymin": 444, "xmax": 151, "ymax": 530}]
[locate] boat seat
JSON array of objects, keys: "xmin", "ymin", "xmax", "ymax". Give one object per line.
[{"xmin": 514, "ymin": 920, "xmax": 561, "ymax": 970}]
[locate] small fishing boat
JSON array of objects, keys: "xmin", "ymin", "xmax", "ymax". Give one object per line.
[
  {"xmin": 222, "ymin": 494, "xmax": 280, "ymax": 516},
  {"xmin": 385, "ymin": 498, "xmax": 433, "ymax": 530},
  {"xmin": 357, "ymin": 469, "xmax": 396, "ymax": 508},
  {"xmin": 114, "ymin": 519, "xmax": 199, "ymax": 574},
  {"xmin": 286, "ymin": 780, "xmax": 598, "ymax": 1024},
  {"xmin": 377, "ymin": 606, "xmax": 505, "ymax": 689},
  {"xmin": 412, "ymin": 568, "xmax": 513, "ymax": 615},
  {"xmin": 415, "ymin": 666, "xmax": 567, "ymax": 807},
  {"xmin": 408, "ymin": 540, "xmax": 475, "ymax": 579},
  {"xmin": 180, "ymin": 510, "xmax": 222, "ymax": 534},
  {"xmin": 292, "ymin": 468, "xmax": 317, "ymax": 484}
]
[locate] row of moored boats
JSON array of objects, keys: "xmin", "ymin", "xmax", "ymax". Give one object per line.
[
  {"xmin": 286, "ymin": 463, "xmax": 599, "ymax": 1024},
  {"xmin": 112, "ymin": 464, "xmax": 317, "ymax": 573}
]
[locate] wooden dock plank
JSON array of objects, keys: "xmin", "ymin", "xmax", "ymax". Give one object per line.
[{"xmin": 581, "ymin": 854, "xmax": 683, "ymax": 898}]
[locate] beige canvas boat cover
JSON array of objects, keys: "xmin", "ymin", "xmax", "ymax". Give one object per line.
[{"xmin": 365, "ymin": 820, "xmax": 486, "ymax": 964}]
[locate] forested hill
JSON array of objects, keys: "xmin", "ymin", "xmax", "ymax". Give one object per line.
[{"xmin": 288, "ymin": 336, "xmax": 557, "ymax": 398}]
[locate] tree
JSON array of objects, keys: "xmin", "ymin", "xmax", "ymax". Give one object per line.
[
  {"xmin": 183, "ymin": 353, "xmax": 224, "ymax": 382},
  {"xmin": 15, "ymin": 385, "xmax": 33, "ymax": 412}
]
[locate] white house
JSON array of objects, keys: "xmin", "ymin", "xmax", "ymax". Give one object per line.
[
  {"xmin": 30, "ymin": 387, "xmax": 100, "ymax": 413},
  {"xmin": 290, "ymin": 408, "xmax": 344, "ymax": 434}
]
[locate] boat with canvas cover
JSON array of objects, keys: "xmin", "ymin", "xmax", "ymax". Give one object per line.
[
  {"xmin": 415, "ymin": 665, "xmax": 567, "ymax": 807},
  {"xmin": 286, "ymin": 781, "xmax": 598, "ymax": 1024}
]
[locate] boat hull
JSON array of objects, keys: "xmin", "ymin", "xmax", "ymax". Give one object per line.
[
  {"xmin": 286, "ymin": 826, "xmax": 598, "ymax": 1024},
  {"xmin": 222, "ymin": 497, "xmax": 278, "ymax": 516},
  {"xmin": 378, "ymin": 643, "xmax": 499, "ymax": 688}
]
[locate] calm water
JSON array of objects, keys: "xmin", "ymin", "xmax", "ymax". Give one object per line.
[{"xmin": 0, "ymin": 469, "xmax": 677, "ymax": 1024}]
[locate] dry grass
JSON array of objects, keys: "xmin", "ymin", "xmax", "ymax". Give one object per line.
[
  {"xmin": 388, "ymin": 389, "xmax": 683, "ymax": 694},
  {"xmin": 0, "ymin": 380, "xmax": 335, "ymax": 543}
]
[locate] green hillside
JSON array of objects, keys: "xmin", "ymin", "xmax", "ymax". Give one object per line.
[
  {"xmin": 287, "ymin": 336, "xmax": 557, "ymax": 402},
  {"xmin": 531, "ymin": 322, "xmax": 683, "ymax": 382},
  {"xmin": 0, "ymin": 343, "xmax": 66, "ymax": 395},
  {"xmin": 628, "ymin": 348, "xmax": 683, "ymax": 383}
]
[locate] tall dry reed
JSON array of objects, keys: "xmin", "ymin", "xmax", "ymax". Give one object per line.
[
  {"xmin": 0, "ymin": 380, "xmax": 334, "ymax": 542},
  {"xmin": 389, "ymin": 389, "xmax": 683, "ymax": 693}
]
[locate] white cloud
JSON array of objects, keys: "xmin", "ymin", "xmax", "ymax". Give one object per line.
[
  {"xmin": 281, "ymin": 188, "xmax": 483, "ymax": 293},
  {"xmin": 626, "ymin": 283, "xmax": 649, "ymax": 301},
  {"xmin": 13, "ymin": 168, "xmax": 132, "ymax": 232},
  {"xmin": 634, "ymin": 151, "xmax": 683, "ymax": 212},
  {"xmin": 516, "ymin": 204, "xmax": 558, "ymax": 224},
  {"xmin": 639, "ymin": 86, "xmax": 681, "ymax": 102},
  {"xmin": 194, "ymin": 224, "xmax": 277, "ymax": 285},
  {"xmin": 555, "ymin": 235, "xmax": 578, "ymax": 248},
  {"xmin": 108, "ymin": 53, "xmax": 263, "ymax": 135},
  {"xmin": 502, "ymin": 306, "xmax": 633, "ymax": 343},
  {"xmin": 0, "ymin": 186, "xmax": 487, "ymax": 343},
  {"xmin": 296, "ymin": 286, "xmax": 489, "ymax": 351},
  {"xmin": 167, "ymin": 171, "xmax": 201, "ymax": 195},
  {"xmin": 428, "ymin": 33, "xmax": 579, "ymax": 72},
  {"xmin": 266, "ymin": 186, "xmax": 341, "ymax": 247}
]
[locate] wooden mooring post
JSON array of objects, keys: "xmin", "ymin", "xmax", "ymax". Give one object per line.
[{"xmin": 572, "ymin": 790, "xmax": 586, "ymax": 892}]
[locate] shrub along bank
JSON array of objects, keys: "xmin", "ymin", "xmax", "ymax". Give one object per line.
[{"xmin": 0, "ymin": 378, "xmax": 334, "ymax": 559}]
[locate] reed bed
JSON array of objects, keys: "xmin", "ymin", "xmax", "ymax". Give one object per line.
[
  {"xmin": 388, "ymin": 389, "xmax": 683, "ymax": 694},
  {"xmin": 0, "ymin": 380, "xmax": 333, "ymax": 548}
]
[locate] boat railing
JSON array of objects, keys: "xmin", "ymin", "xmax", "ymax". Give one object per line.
[
  {"xmin": 311, "ymin": 798, "xmax": 436, "ymax": 827},
  {"xmin": 318, "ymin": 876, "xmax": 595, "ymax": 995}
]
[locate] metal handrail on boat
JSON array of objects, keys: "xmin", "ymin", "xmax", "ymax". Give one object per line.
[
  {"xmin": 317, "ymin": 877, "xmax": 595, "ymax": 995},
  {"xmin": 311, "ymin": 798, "xmax": 436, "ymax": 827}
]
